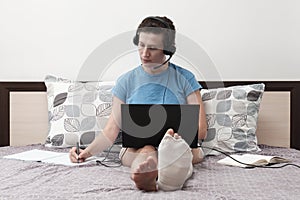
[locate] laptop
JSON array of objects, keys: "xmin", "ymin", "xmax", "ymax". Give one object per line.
[{"xmin": 121, "ymin": 104, "xmax": 199, "ymax": 149}]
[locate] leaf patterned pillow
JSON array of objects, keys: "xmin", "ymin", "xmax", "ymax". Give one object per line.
[
  {"xmin": 44, "ymin": 75, "xmax": 115, "ymax": 148},
  {"xmin": 200, "ymin": 83, "xmax": 265, "ymax": 155}
]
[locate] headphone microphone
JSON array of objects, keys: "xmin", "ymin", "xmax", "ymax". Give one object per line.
[{"xmin": 153, "ymin": 54, "xmax": 173, "ymax": 69}]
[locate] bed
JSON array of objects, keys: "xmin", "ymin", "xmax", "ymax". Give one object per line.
[{"xmin": 1, "ymin": 81, "xmax": 300, "ymax": 199}]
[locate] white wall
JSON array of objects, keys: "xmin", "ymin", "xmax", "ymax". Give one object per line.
[{"xmin": 0, "ymin": 0, "xmax": 299, "ymax": 81}]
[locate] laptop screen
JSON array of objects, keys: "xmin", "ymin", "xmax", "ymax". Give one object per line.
[{"xmin": 121, "ymin": 104, "xmax": 199, "ymax": 148}]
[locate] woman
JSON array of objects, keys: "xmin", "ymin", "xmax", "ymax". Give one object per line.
[{"xmin": 70, "ymin": 16, "xmax": 207, "ymax": 192}]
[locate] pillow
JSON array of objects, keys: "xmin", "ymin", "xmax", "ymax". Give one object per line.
[
  {"xmin": 44, "ymin": 75, "xmax": 115, "ymax": 148},
  {"xmin": 200, "ymin": 83, "xmax": 265, "ymax": 155}
]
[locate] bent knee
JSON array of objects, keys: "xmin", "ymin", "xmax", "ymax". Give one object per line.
[
  {"xmin": 139, "ymin": 145, "xmax": 156, "ymax": 154},
  {"xmin": 192, "ymin": 148, "xmax": 204, "ymax": 164}
]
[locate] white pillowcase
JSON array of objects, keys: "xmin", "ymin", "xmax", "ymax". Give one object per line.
[
  {"xmin": 201, "ymin": 83, "xmax": 265, "ymax": 155},
  {"xmin": 44, "ymin": 75, "xmax": 114, "ymax": 148}
]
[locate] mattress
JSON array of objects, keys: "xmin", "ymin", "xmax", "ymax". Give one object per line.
[{"xmin": 1, "ymin": 144, "xmax": 299, "ymax": 200}]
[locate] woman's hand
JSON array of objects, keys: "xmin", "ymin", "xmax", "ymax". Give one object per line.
[{"xmin": 69, "ymin": 147, "xmax": 92, "ymax": 163}]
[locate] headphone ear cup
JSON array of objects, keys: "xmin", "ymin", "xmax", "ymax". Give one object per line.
[
  {"xmin": 163, "ymin": 50, "xmax": 172, "ymax": 56},
  {"xmin": 133, "ymin": 34, "xmax": 139, "ymax": 46},
  {"xmin": 163, "ymin": 45, "xmax": 176, "ymax": 56}
]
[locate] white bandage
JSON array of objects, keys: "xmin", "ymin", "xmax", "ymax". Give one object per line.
[{"xmin": 157, "ymin": 134, "xmax": 193, "ymax": 191}]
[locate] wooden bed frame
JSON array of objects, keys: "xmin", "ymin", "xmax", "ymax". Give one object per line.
[{"xmin": 1, "ymin": 81, "xmax": 300, "ymax": 150}]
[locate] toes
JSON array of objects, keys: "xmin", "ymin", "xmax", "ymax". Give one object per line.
[
  {"xmin": 140, "ymin": 162, "xmax": 147, "ymax": 171},
  {"xmin": 147, "ymin": 158, "xmax": 157, "ymax": 169},
  {"xmin": 135, "ymin": 162, "xmax": 145, "ymax": 173},
  {"xmin": 174, "ymin": 133, "xmax": 182, "ymax": 139},
  {"xmin": 165, "ymin": 129, "xmax": 182, "ymax": 139},
  {"xmin": 133, "ymin": 162, "xmax": 145, "ymax": 173},
  {"xmin": 166, "ymin": 128, "xmax": 174, "ymax": 136},
  {"xmin": 135, "ymin": 157, "xmax": 157, "ymax": 173}
]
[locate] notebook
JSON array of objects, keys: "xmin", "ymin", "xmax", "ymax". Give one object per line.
[{"xmin": 121, "ymin": 104, "xmax": 199, "ymax": 148}]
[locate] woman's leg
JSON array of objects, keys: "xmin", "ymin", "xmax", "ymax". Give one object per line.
[{"xmin": 157, "ymin": 129, "xmax": 194, "ymax": 191}]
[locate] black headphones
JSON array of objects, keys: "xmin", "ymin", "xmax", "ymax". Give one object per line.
[{"xmin": 133, "ymin": 16, "xmax": 176, "ymax": 56}]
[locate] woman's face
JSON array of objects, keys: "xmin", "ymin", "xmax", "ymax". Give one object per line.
[{"xmin": 138, "ymin": 32, "xmax": 166, "ymax": 69}]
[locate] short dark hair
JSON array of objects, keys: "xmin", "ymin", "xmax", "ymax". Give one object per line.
[{"xmin": 138, "ymin": 16, "xmax": 175, "ymax": 32}]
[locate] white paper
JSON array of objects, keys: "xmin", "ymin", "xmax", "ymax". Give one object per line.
[
  {"xmin": 42, "ymin": 153, "xmax": 100, "ymax": 166},
  {"xmin": 3, "ymin": 149, "xmax": 63, "ymax": 161},
  {"xmin": 3, "ymin": 149, "xmax": 99, "ymax": 166}
]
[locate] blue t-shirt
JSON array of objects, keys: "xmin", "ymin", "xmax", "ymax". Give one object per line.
[{"xmin": 112, "ymin": 63, "xmax": 201, "ymax": 104}]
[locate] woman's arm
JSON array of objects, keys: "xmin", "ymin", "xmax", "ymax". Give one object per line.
[
  {"xmin": 186, "ymin": 90, "xmax": 207, "ymax": 140},
  {"xmin": 187, "ymin": 90, "xmax": 207, "ymax": 163},
  {"xmin": 69, "ymin": 96, "xmax": 124, "ymax": 163}
]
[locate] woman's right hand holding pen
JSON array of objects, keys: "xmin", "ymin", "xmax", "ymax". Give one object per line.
[{"xmin": 69, "ymin": 146, "xmax": 92, "ymax": 163}]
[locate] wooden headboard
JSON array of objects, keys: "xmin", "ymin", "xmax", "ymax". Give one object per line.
[{"xmin": 1, "ymin": 81, "xmax": 300, "ymax": 150}]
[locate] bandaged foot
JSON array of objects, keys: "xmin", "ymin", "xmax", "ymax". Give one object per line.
[{"xmin": 157, "ymin": 129, "xmax": 193, "ymax": 191}]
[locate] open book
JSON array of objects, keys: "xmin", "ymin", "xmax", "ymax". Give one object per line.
[
  {"xmin": 3, "ymin": 149, "xmax": 99, "ymax": 166},
  {"xmin": 217, "ymin": 153, "xmax": 290, "ymax": 168}
]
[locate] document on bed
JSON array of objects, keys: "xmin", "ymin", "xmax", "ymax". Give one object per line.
[
  {"xmin": 3, "ymin": 149, "xmax": 100, "ymax": 166},
  {"xmin": 217, "ymin": 153, "xmax": 290, "ymax": 168}
]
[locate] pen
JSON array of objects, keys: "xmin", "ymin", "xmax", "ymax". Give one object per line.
[{"xmin": 76, "ymin": 142, "xmax": 80, "ymax": 163}]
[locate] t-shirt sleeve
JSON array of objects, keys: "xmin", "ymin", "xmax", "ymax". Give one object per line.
[
  {"xmin": 185, "ymin": 73, "xmax": 202, "ymax": 97},
  {"xmin": 111, "ymin": 75, "xmax": 127, "ymax": 102}
]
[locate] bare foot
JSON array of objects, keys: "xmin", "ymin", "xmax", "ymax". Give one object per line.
[{"xmin": 131, "ymin": 156, "xmax": 158, "ymax": 191}]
